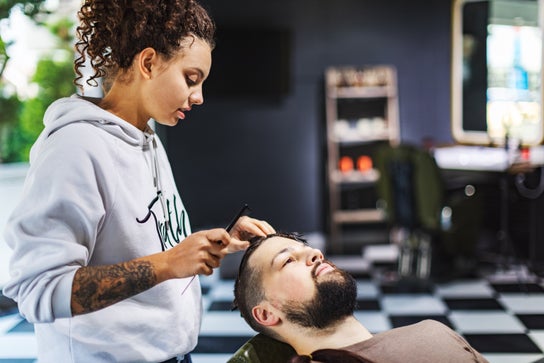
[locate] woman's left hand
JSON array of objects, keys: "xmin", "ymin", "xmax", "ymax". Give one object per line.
[{"xmin": 225, "ymin": 216, "xmax": 275, "ymax": 253}]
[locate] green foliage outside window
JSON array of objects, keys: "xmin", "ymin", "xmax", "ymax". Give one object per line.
[
  {"xmin": 2, "ymin": 56, "xmax": 74, "ymax": 162},
  {"xmin": 0, "ymin": 1, "xmax": 47, "ymax": 20},
  {"xmin": 0, "ymin": 1, "xmax": 75, "ymax": 163}
]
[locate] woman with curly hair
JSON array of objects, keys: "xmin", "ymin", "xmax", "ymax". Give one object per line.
[{"xmin": 2, "ymin": 1, "xmax": 274, "ymax": 362}]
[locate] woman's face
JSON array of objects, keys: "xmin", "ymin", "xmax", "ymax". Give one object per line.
[{"xmin": 144, "ymin": 37, "xmax": 212, "ymax": 127}]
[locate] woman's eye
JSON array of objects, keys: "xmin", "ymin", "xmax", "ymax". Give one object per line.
[{"xmin": 186, "ymin": 75, "xmax": 198, "ymax": 86}]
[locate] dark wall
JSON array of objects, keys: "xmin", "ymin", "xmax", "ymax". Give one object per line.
[{"xmin": 163, "ymin": 0, "xmax": 454, "ymax": 233}]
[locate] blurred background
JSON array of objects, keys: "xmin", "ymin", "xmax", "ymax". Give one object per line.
[
  {"xmin": 3, "ymin": 1, "xmax": 544, "ymax": 362},
  {"xmin": 2, "ymin": 0, "xmax": 544, "ymax": 277}
]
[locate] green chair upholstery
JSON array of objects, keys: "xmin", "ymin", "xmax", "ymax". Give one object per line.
[
  {"xmin": 374, "ymin": 143, "xmax": 483, "ymax": 279},
  {"xmin": 227, "ymin": 333, "xmax": 297, "ymax": 363},
  {"xmin": 374, "ymin": 143, "xmax": 445, "ymax": 231}
]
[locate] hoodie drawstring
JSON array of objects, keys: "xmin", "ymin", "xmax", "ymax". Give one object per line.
[
  {"xmin": 136, "ymin": 132, "xmax": 174, "ymax": 251},
  {"xmin": 150, "ymin": 136, "xmax": 169, "ymax": 228}
]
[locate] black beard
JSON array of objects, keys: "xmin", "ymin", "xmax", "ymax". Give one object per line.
[{"xmin": 283, "ymin": 267, "xmax": 357, "ymax": 329}]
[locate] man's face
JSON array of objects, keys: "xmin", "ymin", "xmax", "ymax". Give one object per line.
[{"xmin": 249, "ymin": 236, "xmax": 357, "ymax": 329}]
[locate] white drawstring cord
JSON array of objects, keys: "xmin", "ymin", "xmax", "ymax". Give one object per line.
[{"xmin": 150, "ymin": 135, "xmax": 169, "ymax": 225}]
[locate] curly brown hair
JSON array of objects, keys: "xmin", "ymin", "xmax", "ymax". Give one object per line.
[{"xmin": 74, "ymin": 0, "xmax": 215, "ymax": 92}]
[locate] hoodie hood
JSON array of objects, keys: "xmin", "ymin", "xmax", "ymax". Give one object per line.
[{"xmin": 30, "ymin": 95, "xmax": 150, "ymax": 162}]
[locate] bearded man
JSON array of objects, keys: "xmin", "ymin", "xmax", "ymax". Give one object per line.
[{"xmin": 231, "ymin": 232, "xmax": 489, "ymax": 363}]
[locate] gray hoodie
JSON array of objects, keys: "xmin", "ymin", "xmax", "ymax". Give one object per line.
[{"xmin": 3, "ymin": 95, "xmax": 200, "ymax": 362}]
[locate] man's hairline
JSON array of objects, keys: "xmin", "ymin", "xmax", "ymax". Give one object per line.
[
  {"xmin": 245, "ymin": 235, "xmax": 286, "ymax": 303},
  {"xmin": 247, "ymin": 235, "xmax": 309, "ymax": 301}
]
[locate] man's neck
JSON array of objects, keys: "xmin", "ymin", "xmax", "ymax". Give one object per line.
[{"xmin": 282, "ymin": 316, "xmax": 373, "ymax": 355}]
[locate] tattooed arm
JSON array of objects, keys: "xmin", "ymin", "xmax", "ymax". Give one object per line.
[
  {"xmin": 70, "ymin": 220, "xmax": 274, "ymax": 315},
  {"xmin": 70, "ymin": 228, "xmax": 233, "ymax": 316},
  {"xmin": 71, "ymin": 259, "xmax": 158, "ymax": 315}
]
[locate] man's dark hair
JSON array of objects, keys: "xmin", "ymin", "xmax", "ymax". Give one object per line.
[{"xmin": 233, "ymin": 232, "xmax": 307, "ymax": 337}]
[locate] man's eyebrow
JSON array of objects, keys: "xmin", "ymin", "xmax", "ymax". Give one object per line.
[
  {"xmin": 270, "ymin": 247, "xmax": 291, "ymax": 267},
  {"xmin": 269, "ymin": 242, "xmax": 305, "ymax": 267}
]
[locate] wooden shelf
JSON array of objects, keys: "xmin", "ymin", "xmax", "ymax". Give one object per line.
[
  {"xmin": 328, "ymin": 86, "xmax": 396, "ymax": 99},
  {"xmin": 331, "ymin": 169, "xmax": 380, "ymax": 185},
  {"xmin": 330, "ymin": 134, "xmax": 392, "ymax": 145},
  {"xmin": 332, "ymin": 209, "xmax": 386, "ymax": 224},
  {"xmin": 325, "ymin": 65, "xmax": 399, "ymax": 253}
]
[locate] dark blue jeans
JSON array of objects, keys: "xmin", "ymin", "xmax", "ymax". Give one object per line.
[{"xmin": 159, "ymin": 353, "xmax": 191, "ymax": 363}]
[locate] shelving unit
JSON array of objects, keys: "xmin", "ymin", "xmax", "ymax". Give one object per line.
[{"xmin": 325, "ymin": 65, "xmax": 399, "ymax": 254}]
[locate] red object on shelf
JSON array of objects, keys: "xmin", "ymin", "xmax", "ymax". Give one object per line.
[
  {"xmin": 357, "ymin": 155, "xmax": 373, "ymax": 172},
  {"xmin": 521, "ymin": 147, "xmax": 530, "ymax": 161},
  {"xmin": 339, "ymin": 156, "xmax": 354, "ymax": 173}
]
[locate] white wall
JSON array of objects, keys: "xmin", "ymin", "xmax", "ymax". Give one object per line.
[{"xmin": 0, "ymin": 163, "xmax": 28, "ymax": 287}]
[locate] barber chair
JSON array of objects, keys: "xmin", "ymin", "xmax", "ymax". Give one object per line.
[
  {"xmin": 374, "ymin": 143, "xmax": 482, "ymax": 280},
  {"xmin": 227, "ymin": 333, "xmax": 296, "ymax": 363}
]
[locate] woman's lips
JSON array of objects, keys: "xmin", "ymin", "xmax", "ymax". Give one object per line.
[{"xmin": 177, "ymin": 109, "xmax": 186, "ymax": 120}]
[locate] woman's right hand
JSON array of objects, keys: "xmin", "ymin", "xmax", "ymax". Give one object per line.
[{"xmin": 163, "ymin": 228, "xmax": 232, "ymax": 279}]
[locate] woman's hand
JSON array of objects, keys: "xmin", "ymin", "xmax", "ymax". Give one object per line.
[
  {"xmin": 164, "ymin": 228, "xmax": 232, "ymax": 278},
  {"xmin": 226, "ymin": 216, "xmax": 275, "ymax": 253},
  {"xmin": 159, "ymin": 217, "xmax": 275, "ymax": 280}
]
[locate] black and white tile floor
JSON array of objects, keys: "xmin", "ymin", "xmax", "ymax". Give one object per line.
[{"xmin": 1, "ymin": 260, "xmax": 544, "ymax": 363}]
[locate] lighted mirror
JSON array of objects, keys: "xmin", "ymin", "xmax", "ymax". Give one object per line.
[{"xmin": 452, "ymin": 0, "xmax": 544, "ymax": 146}]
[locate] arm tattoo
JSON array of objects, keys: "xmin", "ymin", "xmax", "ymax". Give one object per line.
[{"xmin": 71, "ymin": 260, "xmax": 157, "ymax": 315}]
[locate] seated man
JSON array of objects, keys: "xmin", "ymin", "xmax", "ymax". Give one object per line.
[{"xmin": 231, "ymin": 232, "xmax": 489, "ymax": 363}]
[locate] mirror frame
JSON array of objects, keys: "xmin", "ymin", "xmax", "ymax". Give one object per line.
[{"xmin": 451, "ymin": 0, "xmax": 544, "ymax": 146}]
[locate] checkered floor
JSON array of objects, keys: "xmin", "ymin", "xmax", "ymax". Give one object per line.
[{"xmin": 1, "ymin": 263, "xmax": 544, "ymax": 363}]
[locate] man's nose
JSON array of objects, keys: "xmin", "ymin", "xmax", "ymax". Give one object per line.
[{"xmin": 306, "ymin": 248, "xmax": 324, "ymax": 266}]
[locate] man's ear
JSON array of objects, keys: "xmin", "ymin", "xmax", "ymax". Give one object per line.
[
  {"xmin": 138, "ymin": 47, "xmax": 157, "ymax": 80},
  {"xmin": 252, "ymin": 303, "xmax": 280, "ymax": 327}
]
